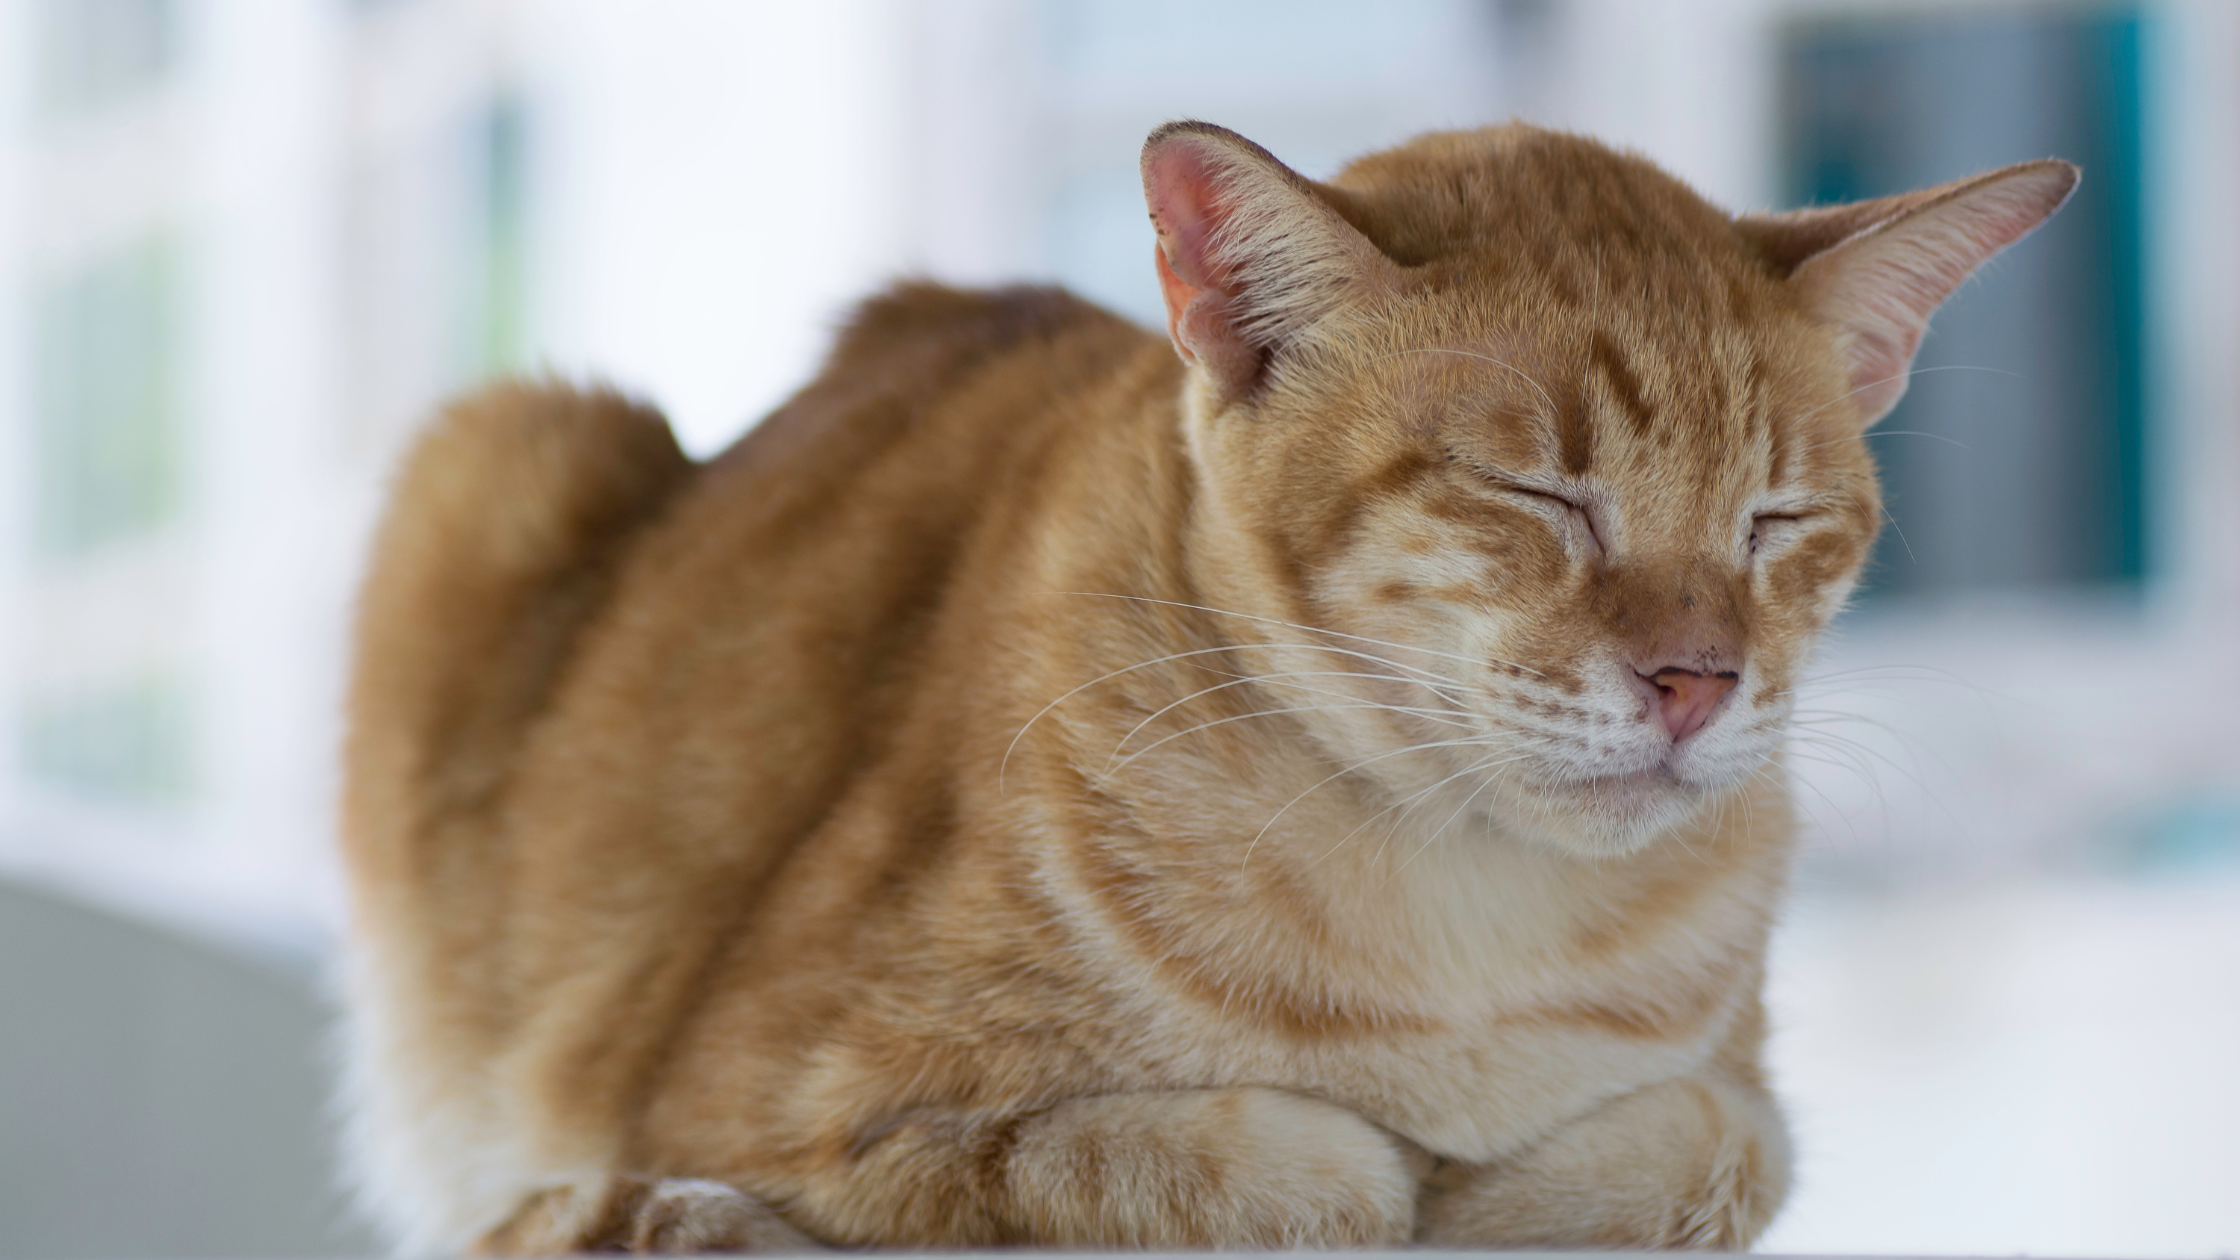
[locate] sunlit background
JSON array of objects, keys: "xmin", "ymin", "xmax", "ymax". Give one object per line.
[{"xmin": 1, "ymin": 1, "xmax": 2235, "ymax": 1256}]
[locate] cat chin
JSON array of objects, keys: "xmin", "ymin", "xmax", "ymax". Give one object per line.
[{"xmin": 1510, "ymin": 767, "xmax": 1716, "ymax": 860}]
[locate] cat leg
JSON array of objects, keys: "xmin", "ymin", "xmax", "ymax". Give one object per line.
[
  {"xmin": 474, "ymin": 1175, "xmax": 818, "ymax": 1256},
  {"xmin": 1415, "ymin": 1070, "xmax": 1791, "ymax": 1251},
  {"xmin": 801, "ymin": 1086, "xmax": 1422, "ymax": 1247}
]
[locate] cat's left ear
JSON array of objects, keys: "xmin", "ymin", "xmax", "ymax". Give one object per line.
[
  {"xmin": 1737, "ymin": 159, "xmax": 2079, "ymax": 427},
  {"xmin": 1141, "ymin": 121, "xmax": 1401, "ymax": 398}
]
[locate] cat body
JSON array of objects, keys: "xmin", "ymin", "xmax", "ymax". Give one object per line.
[{"xmin": 340, "ymin": 123, "xmax": 2073, "ymax": 1252}]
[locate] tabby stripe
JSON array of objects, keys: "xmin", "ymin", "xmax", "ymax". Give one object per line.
[
  {"xmin": 1591, "ymin": 331, "xmax": 1657, "ymax": 437},
  {"xmin": 1555, "ymin": 379, "xmax": 1596, "ymax": 475}
]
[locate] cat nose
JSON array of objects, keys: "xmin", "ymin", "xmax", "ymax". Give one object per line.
[{"xmin": 1630, "ymin": 667, "xmax": 1738, "ymax": 742}]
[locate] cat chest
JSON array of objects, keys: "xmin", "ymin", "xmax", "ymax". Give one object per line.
[{"xmin": 1102, "ymin": 914, "xmax": 1760, "ymax": 1164}]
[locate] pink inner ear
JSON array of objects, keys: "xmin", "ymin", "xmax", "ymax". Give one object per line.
[
  {"xmin": 1144, "ymin": 138, "xmax": 1257, "ymax": 370},
  {"xmin": 1138, "ymin": 124, "xmax": 1398, "ymax": 395},
  {"xmin": 1151, "ymin": 244, "xmax": 1202, "ymax": 359},
  {"xmin": 1144, "ymin": 140, "xmax": 1231, "ymax": 293},
  {"xmin": 1797, "ymin": 162, "xmax": 2078, "ymax": 425}
]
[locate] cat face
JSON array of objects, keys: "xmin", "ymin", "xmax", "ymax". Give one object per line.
[
  {"xmin": 1144, "ymin": 123, "xmax": 2073, "ymax": 856},
  {"xmin": 1195, "ymin": 280, "xmax": 1879, "ymax": 855}
]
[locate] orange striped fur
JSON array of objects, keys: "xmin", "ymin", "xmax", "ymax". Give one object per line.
[{"xmin": 339, "ymin": 123, "xmax": 2074, "ymax": 1252}]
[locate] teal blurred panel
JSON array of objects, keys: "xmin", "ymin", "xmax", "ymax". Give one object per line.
[{"xmin": 1779, "ymin": 8, "xmax": 2151, "ymax": 596}]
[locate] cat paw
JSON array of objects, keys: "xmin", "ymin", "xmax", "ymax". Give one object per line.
[
  {"xmin": 1415, "ymin": 1076, "xmax": 1789, "ymax": 1251},
  {"xmin": 1012, "ymin": 1087, "xmax": 1422, "ymax": 1247},
  {"xmin": 476, "ymin": 1174, "xmax": 818, "ymax": 1255},
  {"xmin": 1208, "ymin": 1089, "xmax": 1426, "ymax": 1247}
]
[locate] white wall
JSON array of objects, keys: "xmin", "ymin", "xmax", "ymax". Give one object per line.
[{"xmin": 518, "ymin": 0, "xmax": 917, "ymax": 456}]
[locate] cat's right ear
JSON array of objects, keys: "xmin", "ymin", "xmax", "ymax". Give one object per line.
[{"xmin": 1141, "ymin": 121, "xmax": 1399, "ymax": 398}]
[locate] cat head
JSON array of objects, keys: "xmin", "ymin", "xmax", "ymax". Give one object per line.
[{"xmin": 1140, "ymin": 121, "xmax": 2075, "ymax": 857}]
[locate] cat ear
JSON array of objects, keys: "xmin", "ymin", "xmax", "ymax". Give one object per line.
[
  {"xmin": 1737, "ymin": 159, "xmax": 2079, "ymax": 426},
  {"xmin": 1140, "ymin": 120, "xmax": 1399, "ymax": 397}
]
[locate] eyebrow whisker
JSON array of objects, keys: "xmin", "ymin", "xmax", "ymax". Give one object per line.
[{"xmin": 1382, "ymin": 347, "xmax": 1562, "ymax": 421}]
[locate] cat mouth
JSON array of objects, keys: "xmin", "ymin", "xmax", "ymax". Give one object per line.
[
  {"xmin": 1528, "ymin": 760, "xmax": 1705, "ymax": 820},
  {"xmin": 1582, "ymin": 765, "xmax": 1689, "ymax": 798}
]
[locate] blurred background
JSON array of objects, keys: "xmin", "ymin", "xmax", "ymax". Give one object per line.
[{"xmin": 1, "ymin": 0, "xmax": 2234, "ymax": 1255}]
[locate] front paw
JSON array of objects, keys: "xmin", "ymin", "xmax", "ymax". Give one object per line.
[
  {"xmin": 1198, "ymin": 1088, "xmax": 1424, "ymax": 1247},
  {"xmin": 1010, "ymin": 1087, "xmax": 1422, "ymax": 1247},
  {"xmin": 476, "ymin": 1175, "xmax": 817, "ymax": 1255},
  {"xmin": 1416, "ymin": 1077, "xmax": 1790, "ymax": 1250}
]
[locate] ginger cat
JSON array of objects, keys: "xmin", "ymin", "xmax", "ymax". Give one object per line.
[{"xmin": 340, "ymin": 121, "xmax": 2073, "ymax": 1253}]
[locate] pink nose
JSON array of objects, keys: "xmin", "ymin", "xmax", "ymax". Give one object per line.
[{"xmin": 1638, "ymin": 668, "xmax": 1737, "ymax": 742}]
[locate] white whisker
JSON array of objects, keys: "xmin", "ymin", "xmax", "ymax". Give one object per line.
[
  {"xmin": 1098, "ymin": 703, "xmax": 1472, "ymax": 785},
  {"xmin": 1792, "ymin": 364, "xmax": 2023, "ymax": 435},
  {"xmin": 1002, "ymin": 637, "xmax": 1489, "ymax": 792},
  {"xmin": 1226, "ymin": 672, "xmax": 1474, "ymax": 723},
  {"xmin": 1342, "ymin": 749, "xmax": 1532, "ymax": 869},
  {"xmin": 1857, "ymin": 429, "xmax": 1974, "ymax": 453},
  {"xmin": 1382, "ymin": 347, "xmax": 1561, "ymax": 421},
  {"xmin": 1880, "ymin": 506, "xmax": 1918, "ymax": 566},
  {"xmin": 1107, "ymin": 669, "xmax": 1472, "ymax": 767},
  {"xmin": 1391, "ymin": 757, "xmax": 1508, "ymax": 878},
  {"xmin": 1243, "ymin": 732, "xmax": 1527, "ymax": 869}
]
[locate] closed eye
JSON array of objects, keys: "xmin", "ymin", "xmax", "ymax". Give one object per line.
[
  {"xmin": 1443, "ymin": 448, "xmax": 1583, "ymax": 510},
  {"xmin": 1748, "ymin": 512, "xmax": 1809, "ymax": 555},
  {"xmin": 1440, "ymin": 446, "xmax": 1608, "ymax": 551},
  {"xmin": 1503, "ymin": 484, "xmax": 1583, "ymax": 514},
  {"xmin": 1445, "ymin": 453, "xmax": 1604, "ymax": 556}
]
